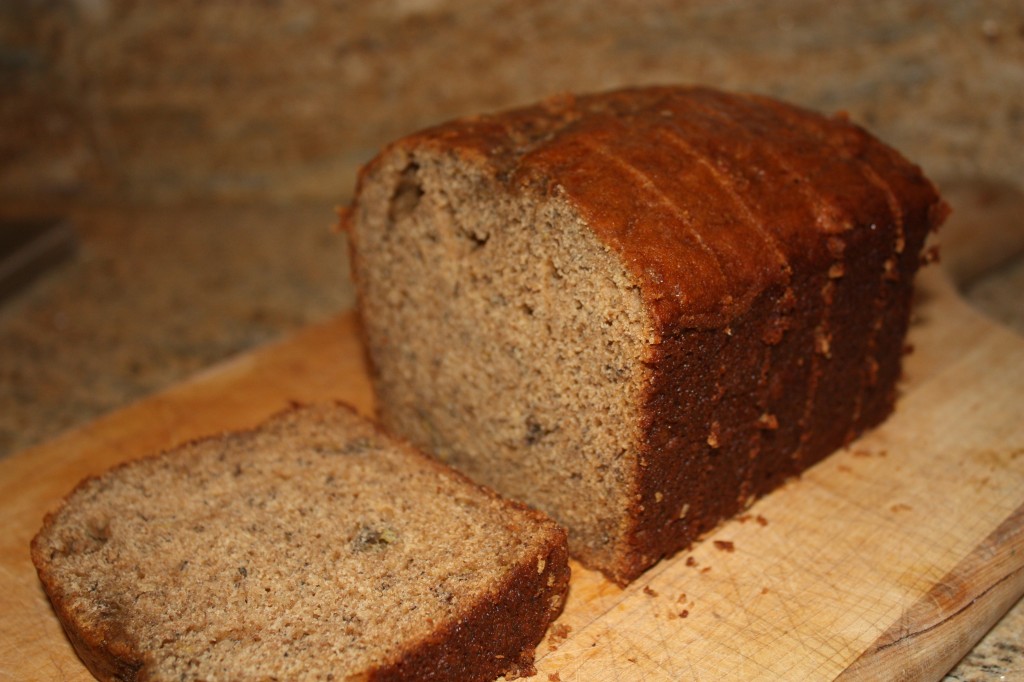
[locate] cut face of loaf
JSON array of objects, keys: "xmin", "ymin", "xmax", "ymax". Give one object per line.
[
  {"xmin": 349, "ymin": 86, "xmax": 947, "ymax": 585},
  {"xmin": 31, "ymin": 404, "xmax": 569, "ymax": 682}
]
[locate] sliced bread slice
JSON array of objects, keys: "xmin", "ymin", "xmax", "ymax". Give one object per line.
[{"xmin": 31, "ymin": 403, "xmax": 569, "ymax": 681}]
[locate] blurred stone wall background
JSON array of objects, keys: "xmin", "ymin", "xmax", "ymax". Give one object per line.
[{"xmin": 2, "ymin": 0, "xmax": 1022, "ymax": 207}]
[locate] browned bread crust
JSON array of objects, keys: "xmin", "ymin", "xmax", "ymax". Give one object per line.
[
  {"xmin": 348, "ymin": 86, "xmax": 948, "ymax": 585},
  {"xmin": 32, "ymin": 403, "xmax": 569, "ymax": 681}
]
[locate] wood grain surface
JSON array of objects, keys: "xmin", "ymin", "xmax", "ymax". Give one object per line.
[{"xmin": 1, "ymin": 264, "xmax": 1022, "ymax": 680}]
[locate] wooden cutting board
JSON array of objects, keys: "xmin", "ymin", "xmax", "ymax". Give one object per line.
[{"xmin": 2, "ymin": 228, "xmax": 1023, "ymax": 680}]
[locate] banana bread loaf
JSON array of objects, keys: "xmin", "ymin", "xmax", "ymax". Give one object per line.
[
  {"xmin": 347, "ymin": 85, "xmax": 947, "ymax": 585},
  {"xmin": 31, "ymin": 403, "xmax": 569, "ymax": 681}
]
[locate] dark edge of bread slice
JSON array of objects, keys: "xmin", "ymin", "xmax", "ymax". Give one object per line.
[
  {"xmin": 32, "ymin": 472, "xmax": 151, "ymax": 681},
  {"xmin": 371, "ymin": 534, "xmax": 569, "ymax": 681},
  {"xmin": 30, "ymin": 402, "xmax": 570, "ymax": 682}
]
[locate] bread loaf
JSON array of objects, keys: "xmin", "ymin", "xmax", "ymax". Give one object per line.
[
  {"xmin": 31, "ymin": 403, "xmax": 569, "ymax": 681},
  {"xmin": 347, "ymin": 86, "xmax": 947, "ymax": 585}
]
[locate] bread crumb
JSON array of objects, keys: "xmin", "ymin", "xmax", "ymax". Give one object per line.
[
  {"xmin": 707, "ymin": 422, "xmax": 721, "ymax": 449},
  {"xmin": 643, "ymin": 586, "xmax": 658, "ymax": 597},
  {"xmin": 814, "ymin": 329, "xmax": 832, "ymax": 357},
  {"xmin": 685, "ymin": 556, "xmax": 697, "ymax": 567},
  {"xmin": 713, "ymin": 540, "xmax": 735, "ymax": 552},
  {"xmin": 755, "ymin": 515, "xmax": 768, "ymax": 527},
  {"xmin": 546, "ymin": 623, "xmax": 572, "ymax": 652}
]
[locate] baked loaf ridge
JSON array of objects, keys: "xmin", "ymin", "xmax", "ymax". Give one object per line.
[
  {"xmin": 348, "ymin": 86, "xmax": 948, "ymax": 585},
  {"xmin": 31, "ymin": 403, "xmax": 569, "ymax": 681}
]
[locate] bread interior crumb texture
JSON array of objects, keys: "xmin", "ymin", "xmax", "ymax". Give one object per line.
[{"xmin": 355, "ymin": 149, "xmax": 651, "ymax": 571}]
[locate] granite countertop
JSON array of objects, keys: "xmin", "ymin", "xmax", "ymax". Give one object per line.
[{"xmin": 0, "ymin": 201, "xmax": 1021, "ymax": 679}]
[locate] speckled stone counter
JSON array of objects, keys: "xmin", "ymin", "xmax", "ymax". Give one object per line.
[
  {"xmin": 0, "ymin": 204, "xmax": 352, "ymax": 456},
  {"xmin": 0, "ymin": 201, "xmax": 1022, "ymax": 679}
]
